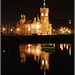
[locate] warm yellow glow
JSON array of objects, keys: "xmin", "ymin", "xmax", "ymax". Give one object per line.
[
  {"xmin": 45, "ymin": 60, "xmax": 47, "ymax": 65},
  {"xmin": 28, "ymin": 28, "xmax": 30, "ymax": 30},
  {"xmin": 64, "ymin": 43, "xmax": 66, "ymax": 48},
  {"xmin": 60, "ymin": 29, "xmax": 63, "ymax": 31},
  {"xmin": 68, "ymin": 31, "xmax": 71, "ymax": 33},
  {"xmin": 64, "ymin": 27, "xmax": 65, "ymax": 29},
  {"xmin": 66, "ymin": 44, "xmax": 68, "ymax": 50},
  {"xmin": 42, "ymin": 60, "xmax": 44, "ymax": 65},
  {"xmin": 66, "ymin": 29, "xmax": 68, "ymax": 31},
  {"xmin": 41, "ymin": 13, "xmax": 44, "ymax": 16},
  {"xmin": 36, "ymin": 25, "xmax": 40, "ymax": 29},
  {"xmin": 60, "ymin": 44, "xmax": 63, "ymax": 51},
  {"xmin": 17, "ymin": 28, "xmax": 20, "ymax": 31},
  {"xmin": 11, "ymin": 29, "xmax": 13, "ymax": 31},
  {"xmin": 3, "ymin": 28, "xmax": 5, "ymax": 31},
  {"xmin": 53, "ymin": 29, "xmax": 55, "ymax": 32},
  {"xmin": 45, "ymin": 13, "xmax": 47, "ymax": 16},
  {"xmin": 28, "ymin": 44, "xmax": 31, "ymax": 47}
]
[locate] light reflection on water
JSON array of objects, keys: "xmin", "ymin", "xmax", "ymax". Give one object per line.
[
  {"xmin": 60, "ymin": 43, "xmax": 71, "ymax": 56},
  {"xmin": 19, "ymin": 43, "xmax": 53, "ymax": 71},
  {"xmin": 19, "ymin": 43, "xmax": 72, "ymax": 75}
]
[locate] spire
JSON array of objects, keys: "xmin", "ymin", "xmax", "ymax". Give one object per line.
[
  {"xmin": 37, "ymin": 15, "xmax": 40, "ymax": 22},
  {"xmin": 43, "ymin": 0, "xmax": 46, "ymax": 7}
]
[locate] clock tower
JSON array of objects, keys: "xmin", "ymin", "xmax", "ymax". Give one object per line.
[{"xmin": 40, "ymin": 0, "xmax": 49, "ymax": 24}]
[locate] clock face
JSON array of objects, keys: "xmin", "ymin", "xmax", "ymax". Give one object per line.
[
  {"xmin": 45, "ymin": 13, "xmax": 47, "ymax": 16},
  {"xmin": 41, "ymin": 13, "xmax": 44, "ymax": 16}
]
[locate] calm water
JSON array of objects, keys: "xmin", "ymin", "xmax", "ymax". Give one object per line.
[{"xmin": 2, "ymin": 42, "xmax": 74, "ymax": 75}]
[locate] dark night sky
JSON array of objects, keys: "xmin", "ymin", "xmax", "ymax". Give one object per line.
[{"xmin": 1, "ymin": 0, "xmax": 74, "ymax": 26}]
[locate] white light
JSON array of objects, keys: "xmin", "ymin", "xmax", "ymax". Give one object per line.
[
  {"xmin": 28, "ymin": 48, "xmax": 30, "ymax": 53},
  {"xmin": 36, "ymin": 49, "xmax": 40, "ymax": 53},
  {"xmin": 11, "ymin": 29, "xmax": 13, "ymax": 31},
  {"xmin": 41, "ymin": 13, "xmax": 44, "ymax": 16},
  {"xmin": 42, "ymin": 60, "xmax": 44, "ymax": 65},
  {"xmin": 68, "ymin": 31, "xmax": 71, "ymax": 33},
  {"xmin": 28, "ymin": 44, "xmax": 31, "ymax": 47},
  {"xmin": 3, "ymin": 28, "xmax": 5, "ymax": 31},
  {"xmin": 45, "ymin": 60, "xmax": 47, "ymax": 65},
  {"xmin": 45, "ymin": 13, "xmax": 47, "ymax": 16},
  {"xmin": 36, "ymin": 25, "xmax": 39, "ymax": 29},
  {"xmin": 3, "ymin": 50, "xmax": 5, "ymax": 53},
  {"xmin": 28, "ymin": 28, "xmax": 30, "ymax": 30},
  {"xmin": 17, "ymin": 28, "xmax": 20, "ymax": 31}
]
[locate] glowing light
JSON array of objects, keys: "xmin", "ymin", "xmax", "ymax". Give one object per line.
[
  {"xmin": 17, "ymin": 28, "xmax": 20, "ymax": 31},
  {"xmin": 36, "ymin": 49, "xmax": 40, "ymax": 54},
  {"xmin": 66, "ymin": 44, "xmax": 68, "ymax": 50},
  {"xmin": 28, "ymin": 44, "xmax": 31, "ymax": 47},
  {"xmin": 3, "ymin": 28, "xmax": 5, "ymax": 31},
  {"xmin": 53, "ymin": 43, "xmax": 55, "ymax": 47},
  {"xmin": 62, "ymin": 31, "xmax": 65, "ymax": 33},
  {"xmin": 69, "ymin": 22, "xmax": 71, "ymax": 24},
  {"xmin": 69, "ymin": 47, "xmax": 71, "ymax": 56},
  {"xmin": 66, "ymin": 29, "xmax": 68, "ymax": 31},
  {"xmin": 42, "ymin": 60, "xmax": 44, "ymax": 65},
  {"xmin": 28, "ymin": 28, "xmax": 30, "ymax": 30},
  {"xmin": 36, "ymin": 25, "xmax": 39, "ymax": 29},
  {"xmin": 45, "ymin": 13, "xmax": 47, "ymax": 16},
  {"xmin": 53, "ymin": 29, "xmax": 55, "ymax": 32},
  {"xmin": 28, "ymin": 48, "xmax": 30, "ymax": 53},
  {"xmin": 60, "ymin": 29, "xmax": 63, "ymax": 31},
  {"xmin": 68, "ymin": 31, "xmax": 71, "ymax": 33},
  {"xmin": 3, "ymin": 50, "xmax": 5, "ymax": 53},
  {"xmin": 11, "ymin": 29, "xmax": 13, "ymax": 31},
  {"xmin": 64, "ymin": 43, "xmax": 66, "ymax": 48},
  {"xmin": 60, "ymin": 44, "xmax": 63, "ymax": 51},
  {"xmin": 41, "ymin": 13, "xmax": 44, "ymax": 16},
  {"xmin": 45, "ymin": 60, "xmax": 47, "ymax": 65},
  {"xmin": 69, "ymin": 20, "xmax": 71, "ymax": 21}
]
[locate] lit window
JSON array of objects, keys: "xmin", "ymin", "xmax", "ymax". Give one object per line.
[
  {"xmin": 42, "ymin": 60, "xmax": 44, "ymax": 65},
  {"xmin": 41, "ymin": 13, "xmax": 44, "ymax": 16},
  {"xmin": 45, "ymin": 60, "xmax": 47, "ymax": 65},
  {"xmin": 45, "ymin": 13, "xmax": 47, "ymax": 16}
]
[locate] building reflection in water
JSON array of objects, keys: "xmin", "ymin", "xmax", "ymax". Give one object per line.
[
  {"xmin": 60, "ymin": 43, "xmax": 71, "ymax": 56},
  {"xmin": 19, "ymin": 43, "xmax": 54, "ymax": 71}
]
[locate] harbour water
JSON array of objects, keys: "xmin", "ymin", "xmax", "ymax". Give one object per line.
[{"xmin": 2, "ymin": 41, "xmax": 74, "ymax": 75}]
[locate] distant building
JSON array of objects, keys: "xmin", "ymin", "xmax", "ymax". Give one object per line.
[
  {"xmin": 16, "ymin": 0, "xmax": 52, "ymax": 35},
  {"xmin": 52, "ymin": 19, "xmax": 72, "ymax": 35}
]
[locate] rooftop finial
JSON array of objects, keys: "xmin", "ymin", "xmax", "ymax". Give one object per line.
[{"xmin": 43, "ymin": 0, "xmax": 46, "ymax": 7}]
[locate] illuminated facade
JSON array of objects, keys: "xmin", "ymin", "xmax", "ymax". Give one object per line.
[{"xmin": 16, "ymin": 0, "xmax": 52, "ymax": 35}]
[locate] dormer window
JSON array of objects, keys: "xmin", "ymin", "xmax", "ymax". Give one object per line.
[{"xmin": 41, "ymin": 13, "xmax": 44, "ymax": 16}]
